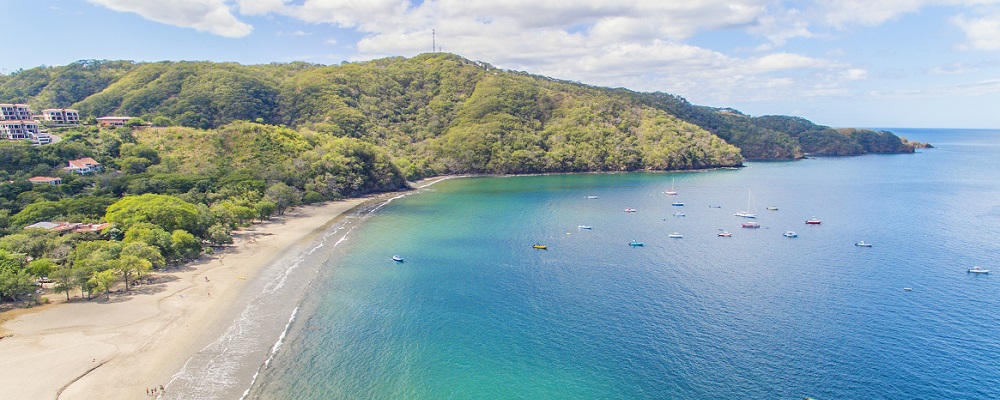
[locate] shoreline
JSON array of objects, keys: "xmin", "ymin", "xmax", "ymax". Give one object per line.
[{"xmin": 0, "ymin": 177, "xmax": 453, "ymax": 400}]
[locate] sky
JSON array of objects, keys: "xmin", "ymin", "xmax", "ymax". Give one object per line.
[{"xmin": 4, "ymin": 0, "xmax": 1000, "ymax": 129}]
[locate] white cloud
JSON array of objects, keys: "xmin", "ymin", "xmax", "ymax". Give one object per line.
[
  {"xmin": 842, "ymin": 68, "xmax": 868, "ymax": 80},
  {"xmin": 87, "ymin": 0, "xmax": 252, "ymax": 37},
  {"xmin": 928, "ymin": 63, "xmax": 976, "ymax": 74},
  {"xmin": 871, "ymin": 78, "xmax": 1000, "ymax": 98},
  {"xmin": 953, "ymin": 11, "xmax": 1000, "ymax": 50}
]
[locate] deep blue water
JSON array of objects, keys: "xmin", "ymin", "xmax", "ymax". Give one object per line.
[{"xmin": 248, "ymin": 128, "xmax": 1000, "ymax": 399}]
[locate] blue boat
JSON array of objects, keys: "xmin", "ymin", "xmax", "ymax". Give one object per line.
[
  {"xmin": 629, "ymin": 240, "xmax": 644, "ymax": 247},
  {"xmin": 671, "ymin": 202, "xmax": 684, "ymax": 206}
]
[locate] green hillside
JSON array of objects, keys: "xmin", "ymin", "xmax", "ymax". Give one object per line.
[{"xmin": 0, "ymin": 53, "xmax": 928, "ymax": 301}]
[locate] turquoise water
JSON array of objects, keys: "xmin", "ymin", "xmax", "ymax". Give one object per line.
[{"xmin": 248, "ymin": 129, "xmax": 1000, "ymax": 399}]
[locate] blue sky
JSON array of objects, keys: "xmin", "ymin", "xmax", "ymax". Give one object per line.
[{"xmin": 5, "ymin": 0, "xmax": 1000, "ymax": 129}]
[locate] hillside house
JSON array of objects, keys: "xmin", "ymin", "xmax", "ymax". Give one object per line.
[
  {"xmin": 96, "ymin": 116, "xmax": 132, "ymax": 128},
  {"xmin": 64, "ymin": 157, "xmax": 101, "ymax": 174},
  {"xmin": 28, "ymin": 176, "xmax": 62, "ymax": 185},
  {"xmin": 0, "ymin": 103, "xmax": 32, "ymax": 120},
  {"xmin": 0, "ymin": 120, "xmax": 40, "ymax": 140},
  {"xmin": 41, "ymin": 108, "xmax": 81, "ymax": 126}
]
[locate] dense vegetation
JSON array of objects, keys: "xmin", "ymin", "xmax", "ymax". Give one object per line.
[{"xmin": 0, "ymin": 53, "xmax": 924, "ymax": 302}]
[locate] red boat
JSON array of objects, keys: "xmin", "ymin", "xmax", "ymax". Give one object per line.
[{"xmin": 805, "ymin": 217, "xmax": 822, "ymax": 225}]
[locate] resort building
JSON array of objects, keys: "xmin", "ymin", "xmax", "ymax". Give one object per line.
[
  {"xmin": 31, "ymin": 131, "xmax": 52, "ymax": 145},
  {"xmin": 23, "ymin": 221, "xmax": 110, "ymax": 234},
  {"xmin": 28, "ymin": 176, "xmax": 62, "ymax": 185},
  {"xmin": 41, "ymin": 108, "xmax": 80, "ymax": 126},
  {"xmin": 0, "ymin": 120, "xmax": 40, "ymax": 140},
  {"xmin": 64, "ymin": 157, "xmax": 102, "ymax": 174},
  {"xmin": 0, "ymin": 103, "xmax": 32, "ymax": 121},
  {"xmin": 96, "ymin": 116, "xmax": 132, "ymax": 128}
]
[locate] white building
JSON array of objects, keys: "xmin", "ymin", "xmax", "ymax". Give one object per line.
[
  {"xmin": 96, "ymin": 116, "xmax": 132, "ymax": 128},
  {"xmin": 41, "ymin": 108, "xmax": 80, "ymax": 126},
  {"xmin": 0, "ymin": 120, "xmax": 40, "ymax": 140},
  {"xmin": 0, "ymin": 104, "xmax": 32, "ymax": 121}
]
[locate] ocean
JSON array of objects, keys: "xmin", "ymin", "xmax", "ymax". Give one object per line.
[{"xmin": 204, "ymin": 129, "xmax": 1000, "ymax": 399}]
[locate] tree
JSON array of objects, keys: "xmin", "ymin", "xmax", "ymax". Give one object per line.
[
  {"xmin": 90, "ymin": 269, "xmax": 118, "ymax": 300},
  {"xmin": 0, "ymin": 249, "xmax": 32, "ymax": 301},
  {"xmin": 206, "ymin": 223, "xmax": 233, "ymax": 246},
  {"xmin": 117, "ymin": 241, "xmax": 163, "ymax": 290},
  {"xmin": 254, "ymin": 200, "xmax": 276, "ymax": 221},
  {"xmin": 51, "ymin": 264, "xmax": 75, "ymax": 301},
  {"xmin": 170, "ymin": 230, "xmax": 201, "ymax": 261},
  {"xmin": 27, "ymin": 258, "xmax": 55, "ymax": 278},
  {"xmin": 264, "ymin": 182, "xmax": 300, "ymax": 215},
  {"xmin": 104, "ymin": 194, "xmax": 201, "ymax": 234},
  {"xmin": 123, "ymin": 222, "xmax": 173, "ymax": 260}
]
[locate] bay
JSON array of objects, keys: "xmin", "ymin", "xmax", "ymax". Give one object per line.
[{"xmin": 247, "ymin": 128, "xmax": 1000, "ymax": 399}]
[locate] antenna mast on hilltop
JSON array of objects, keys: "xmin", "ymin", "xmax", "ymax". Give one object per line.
[{"xmin": 432, "ymin": 29, "xmax": 436, "ymax": 52}]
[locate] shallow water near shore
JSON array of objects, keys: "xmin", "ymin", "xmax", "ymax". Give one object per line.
[{"xmin": 245, "ymin": 128, "xmax": 1000, "ymax": 399}]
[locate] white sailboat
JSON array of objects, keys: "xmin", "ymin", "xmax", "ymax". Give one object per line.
[
  {"xmin": 664, "ymin": 178, "xmax": 678, "ymax": 195},
  {"xmin": 734, "ymin": 189, "xmax": 758, "ymax": 218}
]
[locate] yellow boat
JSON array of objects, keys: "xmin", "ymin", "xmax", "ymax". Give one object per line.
[{"xmin": 532, "ymin": 244, "xmax": 547, "ymax": 249}]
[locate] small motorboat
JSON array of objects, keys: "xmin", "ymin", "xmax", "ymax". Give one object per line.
[
  {"xmin": 805, "ymin": 217, "xmax": 822, "ymax": 225},
  {"xmin": 855, "ymin": 241, "xmax": 872, "ymax": 247},
  {"xmin": 903, "ymin": 288, "xmax": 913, "ymax": 291},
  {"xmin": 968, "ymin": 266, "xmax": 990, "ymax": 274},
  {"xmin": 532, "ymin": 244, "xmax": 548, "ymax": 250},
  {"xmin": 668, "ymin": 232, "xmax": 683, "ymax": 238},
  {"xmin": 629, "ymin": 240, "xmax": 644, "ymax": 247},
  {"xmin": 624, "ymin": 208, "xmax": 637, "ymax": 213},
  {"xmin": 783, "ymin": 231, "xmax": 798, "ymax": 238},
  {"xmin": 673, "ymin": 212, "xmax": 686, "ymax": 217},
  {"xmin": 392, "ymin": 255, "xmax": 404, "ymax": 262},
  {"xmin": 766, "ymin": 206, "xmax": 779, "ymax": 211},
  {"xmin": 671, "ymin": 202, "xmax": 684, "ymax": 206},
  {"xmin": 718, "ymin": 231, "xmax": 732, "ymax": 237},
  {"xmin": 587, "ymin": 195, "xmax": 599, "ymax": 199},
  {"xmin": 709, "ymin": 205, "xmax": 722, "ymax": 208},
  {"xmin": 578, "ymin": 225, "xmax": 592, "ymax": 230},
  {"xmin": 741, "ymin": 221, "xmax": 760, "ymax": 228}
]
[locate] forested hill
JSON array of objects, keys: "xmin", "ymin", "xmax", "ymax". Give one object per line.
[
  {"xmin": 0, "ymin": 54, "xmax": 929, "ymax": 302},
  {"xmin": 1, "ymin": 54, "xmax": 921, "ymax": 171}
]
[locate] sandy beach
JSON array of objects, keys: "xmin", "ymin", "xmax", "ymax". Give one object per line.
[{"xmin": 0, "ymin": 196, "xmax": 375, "ymax": 400}]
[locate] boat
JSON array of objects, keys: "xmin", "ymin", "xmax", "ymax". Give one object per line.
[
  {"xmin": 903, "ymin": 288, "xmax": 913, "ymax": 291},
  {"xmin": 968, "ymin": 266, "xmax": 990, "ymax": 274},
  {"xmin": 718, "ymin": 231, "xmax": 732, "ymax": 237},
  {"xmin": 392, "ymin": 255, "xmax": 404, "ymax": 262},
  {"xmin": 855, "ymin": 241, "xmax": 872, "ymax": 247},
  {"xmin": 671, "ymin": 202, "xmax": 684, "ymax": 206},
  {"xmin": 586, "ymin": 195, "xmax": 598, "ymax": 199},
  {"xmin": 629, "ymin": 240, "xmax": 644, "ymax": 247},
  {"xmin": 734, "ymin": 189, "xmax": 758, "ymax": 218},
  {"xmin": 766, "ymin": 206, "xmax": 779, "ymax": 211},
  {"xmin": 663, "ymin": 178, "xmax": 678, "ymax": 195},
  {"xmin": 578, "ymin": 225, "xmax": 592, "ymax": 230},
  {"xmin": 532, "ymin": 244, "xmax": 548, "ymax": 249},
  {"xmin": 741, "ymin": 221, "xmax": 760, "ymax": 228},
  {"xmin": 783, "ymin": 231, "xmax": 798, "ymax": 237},
  {"xmin": 709, "ymin": 205, "xmax": 722, "ymax": 208},
  {"xmin": 673, "ymin": 212, "xmax": 686, "ymax": 217},
  {"xmin": 624, "ymin": 208, "xmax": 637, "ymax": 213},
  {"xmin": 668, "ymin": 232, "xmax": 683, "ymax": 238},
  {"xmin": 805, "ymin": 217, "xmax": 822, "ymax": 225}
]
